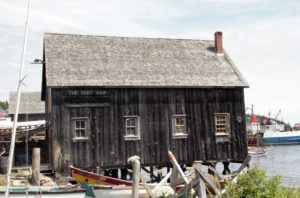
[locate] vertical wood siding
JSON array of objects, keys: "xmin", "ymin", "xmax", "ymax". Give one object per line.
[{"xmin": 50, "ymin": 88, "xmax": 247, "ymax": 171}]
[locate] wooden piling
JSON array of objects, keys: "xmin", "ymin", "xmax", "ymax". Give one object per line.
[
  {"xmin": 32, "ymin": 148, "xmax": 40, "ymax": 186},
  {"xmin": 222, "ymin": 162, "xmax": 231, "ymax": 175},
  {"xmin": 128, "ymin": 156, "xmax": 141, "ymax": 198}
]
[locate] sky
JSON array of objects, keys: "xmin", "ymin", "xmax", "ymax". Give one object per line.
[{"xmin": 0, "ymin": 0, "xmax": 300, "ymax": 125}]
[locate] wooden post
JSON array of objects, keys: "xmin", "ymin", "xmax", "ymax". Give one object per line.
[
  {"xmin": 32, "ymin": 148, "xmax": 40, "ymax": 186},
  {"xmin": 128, "ymin": 156, "xmax": 140, "ymax": 198},
  {"xmin": 170, "ymin": 165, "xmax": 179, "ymax": 190},
  {"xmin": 121, "ymin": 169, "xmax": 128, "ymax": 180},
  {"xmin": 194, "ymin": 161, "xmax": 207, "ymax": 198},
  {"xmin": 222, "ymin": 162, "xmax": 231, "ymax": 175}
]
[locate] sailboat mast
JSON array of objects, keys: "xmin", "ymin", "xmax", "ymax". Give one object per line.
[{"xmin": 5, "ymin": 0, "xmax": 32, "ymax": 197}]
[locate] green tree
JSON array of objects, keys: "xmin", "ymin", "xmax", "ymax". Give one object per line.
[
  {"xmin": 223, "ymin": 166, "xmax": 300, "ymax": 198},
  {"xmin": 0, "ymin": 100, "xmax": 8, "ymax": 110}
]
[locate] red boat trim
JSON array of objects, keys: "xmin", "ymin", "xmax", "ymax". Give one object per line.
[{"xmin": 70, "ymin": 166, "xmax": 133, "ymax": 186}]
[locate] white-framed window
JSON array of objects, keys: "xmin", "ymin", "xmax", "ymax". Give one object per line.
[
  {"xmin": 214, "ymin": 113, "xmax": 230, "ymax": 135},
  {"xmin": 72, "ymin": 117, "xmax": 89, "ymax": 141},
  {"xmin": 172, "ymin": 115, "xmax": 188, "ymax": 138},
  {"xmin": 124, "ymin": 116, "xmax": 140, "ymax": 140}
]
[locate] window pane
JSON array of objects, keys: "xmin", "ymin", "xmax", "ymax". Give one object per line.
[
  {"xmin": 76, "ymin": 130, "xmax": 81, "ymax": 137},
  {"xmin": 81, "ymin": 121, "xmax": 85, "ymax": 128},
  {"xmin": 126, "ymin": 128, "xmax": 136, "ymax": 136},
  {"xmin": 80, "ymin": 130, "xmax": 85, "ymax": 137},
  {"xmin": 175, "ymin": 126, "xmax": 185, "ymax": 134},
  {"xmin": 76, "ymin": 121, "xmax": 80, "ymax": 128},
  {"xmin": 126, "ymin": 118, "xmax": 130, "ymax": 127},
  {"xmin": 130, "ymin": 118, "xmax": 136, "ymax": 127}
]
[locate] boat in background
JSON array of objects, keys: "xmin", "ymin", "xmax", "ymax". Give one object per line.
[
  {"xmin": 260, "ymin": 117, "xmax": 300, "ymax": 145},
  {"xmin": 246, "ymin": 105, "xmax": 300, "ymax": 145},
  {"xmin": 293, "ymin": 123, "xmax": 300, "ymax": 131},
  {"xmin": 0, "ymin": 185, "xmax": 86, "ymax": 198},
  {"xmin": 246, "ymin": 105, "xmax": 260, "ymax": 135},
  {"xmin": 248, "ymin": 147, "xmax": 271, "ymax": 157},
  {"xmin": 263, "ymin": 130, "xmax": 300, "ymax": 145},
  {"xmin": 247, "ymin": 105, "xmax": 262, "ymax": 147}
]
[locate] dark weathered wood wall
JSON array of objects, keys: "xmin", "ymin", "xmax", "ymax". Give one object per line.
[
  {"xmin": 49, "ymin": 88, "xmax": 248, "ymax": 171},
  {"xmin": 10, "ymin": 114, "xmax": 45, "ymax": 122}
]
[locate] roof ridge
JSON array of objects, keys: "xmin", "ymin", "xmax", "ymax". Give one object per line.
[{"xmin": 44, "ymin": 32, "xmax": 213, "ymax": 42}]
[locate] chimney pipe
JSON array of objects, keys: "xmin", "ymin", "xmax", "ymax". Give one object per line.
[{"xmin": 214, "ymin": 31, "xmax": 223, "ymax": 54}]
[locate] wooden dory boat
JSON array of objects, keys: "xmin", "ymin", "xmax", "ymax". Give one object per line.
[
  {"xmin": 0, "ymin": 185, "xmax": 86, "ymax": 198},
  {"xmin": 92, "ymin": 185, "xmax": 150, "ymax": 198},
  {"xmin": 70, "ymin": 166, "xmax": 134, "ymax": 197},
  {"xmin": 70, "ymin": 166, "xmax": 132, "ymax": 186},
  {"xmin": 70, "ymin": 166, "xmax": 182, "ymax": 197}
]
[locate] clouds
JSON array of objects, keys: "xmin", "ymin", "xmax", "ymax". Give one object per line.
[
  {"xmin": 0, "ymin": 0, "xmax": 299, "ymax": 124},
  {"xmin": 220, "ymin": 16, "xmax": 300, "ymax": 125}
]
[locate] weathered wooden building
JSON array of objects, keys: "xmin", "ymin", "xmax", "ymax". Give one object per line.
[
  {"xmin": 7, "ymin": 92, "xmax": 47, "ymax": 164},
  {"xmin": 8, "ymin": 92, "xmax": 45, "ymax": 122},
  {"xmin": 42, "ymin": 32, "xmax": 249, "ymax": 174}
]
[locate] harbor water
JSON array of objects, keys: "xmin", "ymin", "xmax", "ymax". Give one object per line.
[{"xmin": 217, "ymin": 144, "xmax": 300, "ymax": 188}]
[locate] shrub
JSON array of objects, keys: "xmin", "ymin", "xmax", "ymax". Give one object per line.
[{"xmin": 222, "ymin": 166, "xmax": 300, "ymax": 198}]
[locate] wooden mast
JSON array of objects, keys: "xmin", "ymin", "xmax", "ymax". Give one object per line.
[{"xmin": 5, "ymin": 0, "xmax": 32, "ymax": 197}]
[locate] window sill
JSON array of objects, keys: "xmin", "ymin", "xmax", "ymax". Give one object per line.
[
  {"xmin": 215, "ymin": 133, "xmax": 229, "ymax": 136},
  {"xmin": 124, "ymin": 135, "xmax": 140, "ymax": 141},
  {"xmin": 72, "ymin": 137, "xmax": 89, "ymax": 142},
  {"xmin": 215, "ymin": 135, "xmax": 231, "ymax": 143},
  {"xmin": 173, "ymin": 134, "xmax": 188, "ymax": 139}
]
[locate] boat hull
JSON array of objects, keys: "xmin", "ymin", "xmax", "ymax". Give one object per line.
[
  {"xmin": 70, "ymin": 166, "xmax": 133, "ymax": 197},
  {"xmin": 70, "ymin": 166, "xmax": 132, "ymax": 186},
  {"xmin": 93, "ymin": 186, "xmax": 149, "ymax": 198},
  {"xmin": 0, "ymin": 191, "xmax": 86, "ymax": 198},
  {"xmin": 0, "ymin": 186, "xmax": 86, "ymax": 198},
  {"xmin": 263, "ymin": 131, "xmax": 300, "ymax": 145}
]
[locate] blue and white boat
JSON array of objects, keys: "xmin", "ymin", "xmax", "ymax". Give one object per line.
[
  {"xmin": 259, "ymin": 119, "xmax": 300, "ymax": 145},
  {"xmin": 263, "ymin": 130, "xmax": 300, "ymax": 145}
]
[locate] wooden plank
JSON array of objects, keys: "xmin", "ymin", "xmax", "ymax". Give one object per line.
[
  {"xmin": 103, "ymin": 106, "xmax": 110, "ymax": 166},
  {"xmin": 169, "ymin": 177, "xmax": 199, "ymax": 198},
  {"xmin": 139, "ymin": 89, "xmax": 148, "ymax": 165},
  {"xmin": 194, "ymin": 89, "xmax": 204, "ymax": 161},
  {"xmin": 194, "ymin": 163, "xmax": 220, "ymax": 195},
  {"xmin": 195, "ymin": 162, "xmax": 207, "ymax": 198},
  {"xmin": 99, "ymin": 107, "xmax": 104, "ymax": 167},
  {"xmin": 153, "ymin": 88, "xmax": 160, "ymax": 164},
  {"xmin": 200, "ymin": 89, "xmax": 209, "ymax": 160},
  {"xmin": 208, "ymin": 166, "xmax": 224, "ymax": 180},
  {"xmin": 94, "ymin": 108, "xmax": 100, "ymax": 166}
]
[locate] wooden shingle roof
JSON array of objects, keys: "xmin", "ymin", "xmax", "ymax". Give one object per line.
[
  {"xmin": 8, "ymin": 92, "xmax": 44, "ymax": 114},
  {"xmin": 43, "ymin": 33, "xmax": 248, "ymax": 88}
]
